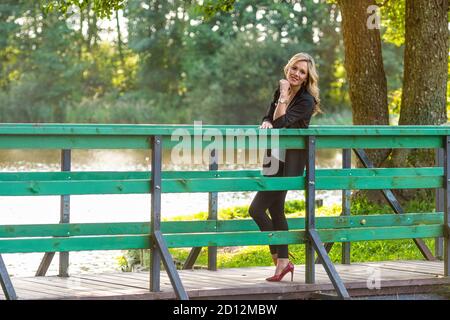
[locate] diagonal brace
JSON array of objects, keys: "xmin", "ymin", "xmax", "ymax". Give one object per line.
[
  {"xmin": 354, "ymin": 148, "xmax": 435, "ymax": 261},
  {"xmin": 35, "ymin": 252, "xmax": 55, "ymax": 276},
  {"xmin": 0, "ymin": 254, "xmax": 17, "ymax": 300},
  {"xmin": 182, "ymin": 247, "xmax": 202, "ymax": 270},
  {"xmin": 308, "ymin": 229, "xmax": 350, "ymax": 300},
  {"xmin": 153, "ymin": 231, "xmax": 189, "ymax": 300}
]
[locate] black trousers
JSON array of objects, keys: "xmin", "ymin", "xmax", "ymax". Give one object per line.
[{"xmin": 249, "ymin": 149, "xmax": 307, "ymax": 259}]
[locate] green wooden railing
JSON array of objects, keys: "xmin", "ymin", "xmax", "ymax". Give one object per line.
[{"xmin": 0, "ymin": 124, "xmax": 449, "ymax": 300}]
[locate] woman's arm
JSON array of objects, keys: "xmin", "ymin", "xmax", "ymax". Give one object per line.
[
  {"xmin": 261, "ymin": 88, "xmax": 280, "ymax": 125},
  {"xmin": 272, "ymin": 94, "xmax": 315, "ymax": 128},
  {"xmin": 272, "ymin": 79, "xmax": 291, "ymax": 122}
]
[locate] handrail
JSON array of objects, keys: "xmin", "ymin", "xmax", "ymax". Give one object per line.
[{"xmin": 1, "ymin": 124, "xmax": 450, "ymax": 135}]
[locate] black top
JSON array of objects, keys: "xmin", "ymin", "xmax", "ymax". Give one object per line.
[{"xmin": 261, "ymin": 85, "xmax": 315, "ymax": 129}]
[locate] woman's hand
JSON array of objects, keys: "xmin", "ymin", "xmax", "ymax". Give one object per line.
[
  {"xmin": 279, "ymin": 79, "xmax": 290, "ymax": 95},
  {"xmin": 260, "ymin": 121, "xmax": 273, "ymax": 129}
]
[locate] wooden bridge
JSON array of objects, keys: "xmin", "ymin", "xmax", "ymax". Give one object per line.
[{"xmin": 0, "ymin": 124, "xmax": 449, "ymax": 300}]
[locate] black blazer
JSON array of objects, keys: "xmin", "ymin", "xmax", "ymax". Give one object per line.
[
  {"xmin": 261, "ymin": 85, "xmax": 315, "ymax": 177},
  {"xmin": 262, "ymin": 85, "xmax": 315, "ymax": 129}
]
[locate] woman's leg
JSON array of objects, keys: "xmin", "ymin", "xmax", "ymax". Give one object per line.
[
  {"xmin": 269, "ymin": 150, "xmax": 307, "ymax": 275},
  {"xmin": 267, "ymin": 190, "xmax": 289, "ymax": 259},
  {"xmin": 249, "ymin": 190, "xmax": 281, "ymax": 257},
  {"xmin": 249, "ymin": 159, "xmax": 285, "ymax": 258}
]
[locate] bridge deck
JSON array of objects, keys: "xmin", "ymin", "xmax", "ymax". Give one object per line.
[{"xmin": 2, "ymin": 260, "xmax": 449, "ymax": 300}]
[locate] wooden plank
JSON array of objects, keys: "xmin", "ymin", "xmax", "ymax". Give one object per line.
[
  {"xmin": 0, "ymin": 224, "xmax": 443, "ymax": 253},
  {"xmin": 396, "ymin": 260, "xmax": 444, "ymax": 271},
  {"xmin": 26, "ymin": 275, "xmax": 149, "ymax": 298},
  {"xmin": 0, "ymin": 167, "xmax": 444, "ymax": 196},
  {"xmin": 163, "ymin": 175, "xmax": 442, "ymax": 193},
  {"xmin": 1, "ymin": 174, "xmax": 440, "ymax": 195},
  {"xmin": 74, "ymin": 274, "xmax": 148, "ymax": 289},
  {"xmin": 163, "ymin": 226, "xmax": 443, "ymax": 248},
  {"xmin": 317, "ymin": 176, "xmax": 442, "ymax": 190},
  {"xmin": 10, "ymin": 281, "xmax": 61, "ymax": 299},
  {"xmin": 26, "ymin": 274, "xmax": 133, "ymax": 291},
  {"xmin": 360, "ymin": 261, "xmax": 444, "ymax": 276},
  {"xmin": 18, "ymin": 278, "xmax": 90, "ymax": 296},
  {"xmin": 316, "ymin": 136, "xmax": 442, "ymax": 149},
  {"xmin": 0, "ymin": 235, "xmax": 150, "ymax": 253},
  {"xmin": 2, "ymin": 124, "xmax": 450, "ymax": 136},
  {"xmin": 0, "ymin": 135, "xmax": 151, "ymax": 150},
  {"xmin": 0, "ymin": 179, "xmax": 150, "ymax": 196},
  {"xmin": 0, "ymin": 132, "xmax": 445, "ymax": 151},
  {"xmin": 0, "ymin": 169, "xmax": 261, "ymax": 181},
  {"xmin": 0, "ymin": 212, "xmax": 442, "ymax": 238},
  {"xmin": 0, "ymin": 167, "xmax": 442, "ymax": 183}
]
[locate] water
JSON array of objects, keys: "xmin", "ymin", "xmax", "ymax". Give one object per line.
[{"xmin": 0, "ymin": 149, "xmax": 343, "ymax": 277}]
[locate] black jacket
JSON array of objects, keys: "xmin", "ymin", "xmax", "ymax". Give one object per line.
[
  {"xmin": 261, "ymin": 85, "xmax": 315, "ymax": 177},
  {"xmin": 262, "ymin": 85, "xmax": 315, "ymax": 129}
]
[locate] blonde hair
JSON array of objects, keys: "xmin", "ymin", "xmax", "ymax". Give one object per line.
[{"xmin": 283, "ymin": 52, "xmax": 323, "ymax": 116}]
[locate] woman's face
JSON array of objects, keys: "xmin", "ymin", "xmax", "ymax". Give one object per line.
[{"xmin": 287, "ymin": 60, "xmax": 308, "ymax": 87}]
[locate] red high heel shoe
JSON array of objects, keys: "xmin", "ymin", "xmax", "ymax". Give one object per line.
[{"xmin": 266, "ymin": 261, "xmax": 294, "ymax": 282}]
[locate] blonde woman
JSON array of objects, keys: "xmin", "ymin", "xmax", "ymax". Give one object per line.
[{"xmin": 249, "ymin": 53, "xmax": 322, "ymax": 282}]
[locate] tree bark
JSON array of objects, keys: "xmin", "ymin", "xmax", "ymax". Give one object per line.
[
  {"xmin": 338, "ymin": 0, "xmax": 390, "ymax": 167},
  {"xmin": 386, "ymin": 0, "xmax": 448, "ymax": 202},
  {"xmin": 399, "ymin": 0, "xmax": 447, "ymax": 127},
  {"xmin": 115, "ymin": 9, "xmax": 125, "ymax": 70}
]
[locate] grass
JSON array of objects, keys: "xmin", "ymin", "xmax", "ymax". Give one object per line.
[{"xmin": 119, "ymin": 197, "xmax": 439, "ymax": 271}]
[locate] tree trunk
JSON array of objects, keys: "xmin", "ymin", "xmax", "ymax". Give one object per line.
[
  {"xmin": 386, "ymin": 0, "xmax": 448, "ymax": 202},
  {"xmin": 338, "ymin": 0, "xmax": 390, "ymax": 167},
  {"xmin": 115, "ymin": 9, "xmax": 125, "ymax": 70},
  {"xmin": 399, "ymin": 0, "xmax": 448, "ymax": 127}
]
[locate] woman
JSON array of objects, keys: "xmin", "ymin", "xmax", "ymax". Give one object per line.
[{"xmin": 249, "ymin": 52, "xmax": 322, "ymax": 282}]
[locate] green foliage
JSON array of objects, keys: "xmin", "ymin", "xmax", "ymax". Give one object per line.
[
  {"xmin": 1, "ymin": 0, "xmax": 406, "ymax": 124},
  {"xmin": 40, "ymin": 0, "xmax": 125, "ymax": 18},
  {"xmin": 311, "ymin": 109, "xmax": 352, "ymax": 125},
  {"xmin": 116, "ymin": 254, "xmax": 133, "ymax": 271},
  {"xmin": 349, "ymin": 196, "xmax": 394, "ymax": 215},
  {"xmin": 380, "ymin": 0, "xmax": 405, "ymax": 46},
  {"xmin": 66, "ymin": 91, "xmax": 190, "ymax": 123},
  {"xmin": 194, "ymin": 0, "xmax": 236, "ymax": 20}
]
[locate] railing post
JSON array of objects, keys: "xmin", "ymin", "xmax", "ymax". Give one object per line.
[
  {"xmin": 59, "ymin": 149, "xmax": 71, "ymax": 277},
  {"xmin": 305, "ymin": 135, "xmax": 316, "ymax": 284},
  {"xmin": 444, "ymin": 137, "xmax": 450, "ymax": 276},
  {"xmin": 150, "ymin": 135, "xmax": 162, "ymax": 292},
  {"xmin": 149, "ymin": 135, "xmax": 188, "ymax": 299},
  {"xmin": 306, "ymin": 136, "xmax": 349, "ymax": 299},
  {"xmin": 36, "ymin": 149, "xmax": 71, "ymax": 277},
  {"xmin": 341, "ymin": 149, "xmax": 351, "ymax": 264},
  {"xmin": 435, "ymin": 147, "xmax": 444, "ymax": 259},
  {"xmin": 208, "ymin": 149, "xmax": 218, "ymax": 271}
]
